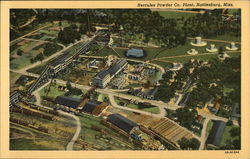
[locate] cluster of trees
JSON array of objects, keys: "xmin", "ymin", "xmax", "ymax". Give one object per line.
[
  {"xmin": 157, "ymin": 57, "xmax": 240, "ymax": 131},
  {"xmin": 178, "ymin": 137, "xmax": 200, "ymax": 150},
  {"xmin": 176, "ymin": 107, "xmax": 198, "ymax": 130},
  {"xmin": 182, "ymin": 9, "xmax": 241, "ymax": 38},
  {"xmin": 219, "ymin": 127, "xmax": 240, "ymax": 150},
  {"xmin": 10, "ymin": 9, "xmax": 37, "ymax": 40},
  {"xmin": 17, "ymin": 49, "xmax": 24, "ymax": 56},
  {"xmin": 65, "ymin": 81, "xmax": 83, "ymax": 96},
  {"xmin": 186, "ymin": 57, "xmax": 240, "ymax": 109},
  {"xmin": 157, "ymin": 56, "xmax": 240, "ymax": 111},
  {"xmin": 58, "ymin": 24, "xmax": 81, "ymax": 45},
  {"xmin": 43, "ymin": 43, "xmax": 62, "ymax": 57},
  {"xmin": 30, "ymin": 43, "xmax": 62, "ymax": 64},
  {"xmin": 11, "ymin": 9, "xmax": 241, "ymax": 48}
]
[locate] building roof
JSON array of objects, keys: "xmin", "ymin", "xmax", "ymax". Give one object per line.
[
  {"xmin": 50, "ymin": 53, "xmax": 72, "ymax": 67},
  {"xmin": 116, "ymin": 59, "xmax": 127, "ymax": 67},
  {"xmin": 206, "ymin": 120, "xmax": 226, "ymax": 146},
  {"xmin": 107, "ymin": 113, "xmax": 138, "ymax": 133},
  {"xmin": 107, "ymin": 64, "xmax": 120, "ymax": 76},
  {"xmin": 126, "ymin": 48, "xmax": 144, "ymax": 58},
  {"xmin": 107, "ymin": 59, "xmax": 127, "ymax": 76},
  {"xmin": 96, "ymin": 70, "xmax": 110, "ymax": 79},
  {"xmin": 55, "ymin": 96, "xmax": 81, "ymax": 108},
  {"xmin": 82, "ymin": 100, "xmax": 102, "ymax": 113}
]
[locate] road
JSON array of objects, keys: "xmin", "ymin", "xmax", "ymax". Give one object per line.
[
  {"xmin": 199, "ymin": 117, "xmax": 211, "ymax": 150},
  {"xmin": 57, "ymin": 110, "xmax": 81, "ymax": 151},
  {"xmin": 187, "ymin": 37, "xmax": 241, "ymax": 44},
  {"xmin": 10, "ymin": 23, "xmax": 53, "ymax": 46},
  {"xmin": 11, "ymin": 68, "xmax": 232, "ymax": 125},
  {"xmin": 32, "ymin": 79, "xmax": 51, "ymax": 105},
  {"xmin": 153, "ymin": 51, "xmax": 241, "ymax": 61},
  {"xmin": 21, "ymin": 37, "xmax": 66, "ymax": 48}
]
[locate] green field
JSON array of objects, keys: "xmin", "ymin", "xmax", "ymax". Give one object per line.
[
  {"xmin": 97, "ymin": 93, "xmax": 108, "ymax": 102},
  {"xmin": 126, "ymin": 103, "xmax": 160, "ymax": 114},
  {"xmin": 156, "ymin": 52, "xmax": 240, "ymax": 64},
  {"xmin": 97, "ymin": 47, "xmax": 120, "ymax": 57},
  {"xmin": 205, "ymin": 120, "xmax": 214, "ymax": 138},
  {"xmin": 27, "ymin": 63, "xmax": 46, "ymax": 74},
  {"xmin": 157, "ymin": 11, "xmax": 197, "ymax": 19},
  {"xmin": 212, "ymin": 34, "xmax": 241, "ymax": 42},
  {"xmin": 10, "ymin": 138, "xmax": 61, "ymax": 150},
  {"xmin": 10, "ymin": 54, "xmax": 33, "ymax": 69},
  {"xmin": 39, "ymin": 83, "xmax": 66, "ymax": 99}
]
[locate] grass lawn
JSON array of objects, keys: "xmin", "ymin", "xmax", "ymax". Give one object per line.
[
  {"xmin": 39, "ymin": 83, "xmax": 66, "ymax": 99},
  {"xmin": 126, "ymin": 103, "xmax": 160, "ymax": 114},
  {"xmin": 154, "ymin": 51, "xmax": 240, "ymax": 64},
  {"xmin": 151, "ymin": 60, "xmax": 172, "ymax": 68},
  {"xmin": 212, "ymin": 34, "xmax": 241, "ymax": 42},
  {"xmin": 97, "ymin": 47, "xmax": 119, "ymax": 57},
  {"xmin": 97, "ymin": 93, "xmax": 108, "ymax": 102},
  {"xmin": 205, "ymin": 120, "xmax": 214, "ymax": 138},
  {"xmin": 10, "ymin": 55, "xmax": 32, "ymax": 69},
  {"xmin": 27, "ymin": 63, "xmax": 46, "ymax": 74},
  {"xmin": 10, "ymin": 138, "xmax": 58, "ymax": 150},
  {"xmin": 157, "ymin": 11, "xmax": 197, "ymax": 19}
]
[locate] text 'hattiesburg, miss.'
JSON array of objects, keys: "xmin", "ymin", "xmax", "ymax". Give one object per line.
[{"xmin": 137, "ymin": 2, "xmax": 233, "ymax": 8}]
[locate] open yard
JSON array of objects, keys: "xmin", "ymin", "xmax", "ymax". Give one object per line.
[{"xmin": 39, "ymin": 83, "xmax": 66, "ymax": 99}]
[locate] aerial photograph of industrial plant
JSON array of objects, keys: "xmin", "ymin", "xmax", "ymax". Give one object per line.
[{"xmin": 9, "ymin": 8, "xmax": 240, "ymax": 150}]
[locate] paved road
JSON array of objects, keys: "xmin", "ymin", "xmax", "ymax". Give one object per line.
[
  {"xmin": 199, "ymin": 117, "xmax": 211, "ymax": 150},
  {"xmin": 58, "ymin": 110, "xmax": 81, "ymax": 151}
]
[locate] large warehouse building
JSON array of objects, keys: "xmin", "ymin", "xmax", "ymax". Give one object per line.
[
  {"xmin": 107, "ymin": 113, "xmax": 138, "ymax": 134},
  {"xmin": 92, "ymin": 58, "xmax": 128, "ymax": 88}
]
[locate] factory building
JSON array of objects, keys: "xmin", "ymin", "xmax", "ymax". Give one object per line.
[
  {"xmin": 92, "ymin": 59, "xmax": 128, "ymax": 88},
  {"xmin": 107, "ymin": 113, "xmax": 138, "ymax": 134},
  {"xmin": 55, "ymin": 96, "xmax": 108, "ymax": 115},
  {"xmin": 50, "ymin": 53, "xmax": 73, "ymax": 74}
]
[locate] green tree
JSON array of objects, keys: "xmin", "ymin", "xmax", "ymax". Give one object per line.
[
  {"xmin": 176, "ymin": 107, "xmax": 198, "ymax": 129},
  {"xmin": 66, "ymin": 81, "xmax": 72, "ymax": 91},
  {"xmin": 178, "ymin": 137, "xmax": 200, "ymax": 150},
  {"xmin": 17, "ymin": 49, "xmax": 24, "ymax": 56}
]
